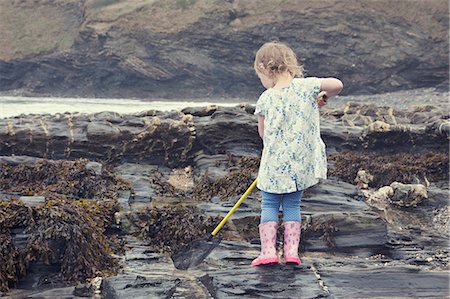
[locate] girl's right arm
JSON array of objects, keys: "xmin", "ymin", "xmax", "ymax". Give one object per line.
[{"xmin": 257, "ymin": 115, "xmax": 265, "ymax": 139}]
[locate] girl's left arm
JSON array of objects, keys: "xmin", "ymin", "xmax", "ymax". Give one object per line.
[
  {"xmin": 320, "ymin": 78, "xmax": 343, "ymax": 97},
  {"xmin": 257, "ymin": 115, "xmax": 265, "ymax": 139}
]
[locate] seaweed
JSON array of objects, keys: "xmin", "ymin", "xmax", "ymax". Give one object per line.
[
  {"xmin": 193, "ymin": 156, "xmax": 259, "ymax": 200},
  {"xmin": 149, "ymin": 170, "xmax": 176, "ymax": 196},
  {"xmin": 0, "ymin": 159, "xmax": 130, "ymax": 199},
  {"xmin": 0, "ymin": 199, "xmax": 121, "ymax": 292},
  {"xmin": 133, "ymin": 206, "xmax": 223, "ymax": 254},
  {"xmin": 0, "ymin": 229, "xmax": 23, "ymax": 291},
  {"xmin": 328, "ymin": 151, "xmax": 448, "ymax": 188}
]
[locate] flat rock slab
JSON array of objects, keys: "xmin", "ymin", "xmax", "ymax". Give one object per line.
[
  {"xmin": 198, "ymin": 241, "xmax": 327, "ymax": 298},
  {"xmin": 201, "ymin": 266, "xmax": 325, "ymax": 299},
  {"xmin": 114, "ymin": 163, "xmax": 160, "ymax": 204},
  {"xmin": 101, "ymin": 238, "xmax": 216, "ymax": 299},
  {"xmin": 313, "ymin": 257, "xmax": 450, "ymax": 298},
  {"xmin": 102, "ymin": 275, "xmax": 181, "ymax": 299},
  {"xmin": 2, "ymin": 286, "xmax": 76, "ymax": 299}
]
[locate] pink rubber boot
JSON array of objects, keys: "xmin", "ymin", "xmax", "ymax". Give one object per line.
[
  {"xmin": 251, "ymin": 221, "xmax": 279, "ymax": 266},
  {"xmin": 284, "ymin": 221, "xmax": 302, "ymax": 265}
]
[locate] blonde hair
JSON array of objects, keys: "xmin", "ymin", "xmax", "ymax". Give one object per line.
[{"xmin": 254, "ymin": 41, "xmax": 304, "ymax": 78}]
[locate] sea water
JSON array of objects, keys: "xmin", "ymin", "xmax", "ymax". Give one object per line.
[
  {"xmin": 0, "ymin": 87, "xmax": 445, "ymax": 118},
  {"xmin": 0, "ymin": 96, "xmax": 244, "ymax": 118}
]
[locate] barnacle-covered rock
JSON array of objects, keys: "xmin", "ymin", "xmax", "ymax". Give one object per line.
[
  {"xmin": 365, "ymin": 186, "xmax": 394, "ymax": 210},
  {"xmin": 321, "ymin": 102, "xmax": 448, "ymax": 152},
  {"xmin": 389, "ymin": 182, "xmax": 428, "ymax": 207},
  {"xmin": 365, "ymin": 182, "xmax": 428, "ymax": 209},
  {"xmin": 354, "ymin": 169, "xmax": 374, "ymax": 189}
]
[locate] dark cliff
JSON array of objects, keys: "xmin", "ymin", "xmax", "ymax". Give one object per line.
[{"xmin": 0, "ymin": 0, "xmax": 448, "ymax": 98}]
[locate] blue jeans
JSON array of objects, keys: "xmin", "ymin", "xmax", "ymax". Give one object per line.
[{"xmin": 260, "ymin": 190, "xmax": 303, "ymax": 223}]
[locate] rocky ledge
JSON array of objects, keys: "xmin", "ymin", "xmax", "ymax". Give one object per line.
[
  {"xmin": 0, "ymin": 99, "xmax": 448, "ymax": 298},
  {"xmin": 0, "ymin": 99, "xmax": 448, "ymax": 164}
]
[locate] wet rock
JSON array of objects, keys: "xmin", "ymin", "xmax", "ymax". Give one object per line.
[
  {"xmin": 207, "ymin": 264, "xmax": 325, "ymax": 298},
  {"xmin": 294, "ymin": 179, "xmax": 388, "ymax": 255},
  {"xmin": 85, "ymin": 161, "xmax": 102, "ymax": 176},
  {"xmin": 102, "ymin": 275, "xmax": 181, "ymax": 299},
  {"xmin": 101, "ymin": 238, "xmax": 182, "ymax": 298},
  {"xmin": 73, "ymin": 282, "xmax": 94, "ymax": 297},
  {"xmin": 18, "ymin": 196, "xmax": 45, "ymax": 207},
  {"xmin": 1, "ymin": 100, "xmax": 448, "ymax": 297},
  {"xmin": 114, "ymin": 163, "xmax": 174, "ymax": 205},
  {"xmin": 0, "ymin": 155, "xmax": 38, "ymax": 166},
  {"xmin": 302, "ymin": 212, "xmax": 387, "ymax": 254},
  {"xmin": 0, "ymin": 111, "xmax": 196, "ymax": 167},
  {"xmin": 181, "ymin": 105, "xmax": 218, "ymax": 117},
  {"xmin": 192, "ymin": 152, "xmax": 230, "ymax": 182},
  {"xmin": 1, "ymin": 103, "xmax": 447, "ymax": 167},
  {"xmin": 190, "ymin": 106, "xmax": 262, "ymax": 157},
  {"xmin": 314, "ymin": 256, "xmax": 450, "ymax": 298}
]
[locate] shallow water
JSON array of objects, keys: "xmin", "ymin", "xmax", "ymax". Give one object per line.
[
  {"xmin": 0, "ymin": 87, "xmax": 446, "ymax": 118},
  {"xmin": 0, "ymin": 96, "xmax": 244, "ymax": 118}
]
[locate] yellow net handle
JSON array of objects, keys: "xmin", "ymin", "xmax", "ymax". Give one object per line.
[{"xmin": 211, "ymin": 179, "xmax": 258, "ymax": 236}]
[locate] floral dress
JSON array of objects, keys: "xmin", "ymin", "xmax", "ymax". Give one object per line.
[{"xmin": 254, "ymin": 77, "xmax": 327, "ymax": 194}]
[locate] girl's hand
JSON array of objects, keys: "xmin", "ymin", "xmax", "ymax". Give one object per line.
[{"xmin": 316, "ymin": 91, "xmax": 328, "ymax": 107}]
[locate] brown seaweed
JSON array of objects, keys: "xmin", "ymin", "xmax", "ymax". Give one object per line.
[
  {"xmin": 193, "ymin": 156, "xmax": 259, "ymax": 200},
  {"xmin": 132, "ymin": 206, "xmax": 223, "ymax": 254},
  {"xmin": 0, "ymin": 199, "xmax": 121, "ymax": 292},
  {"xmin": 0, "ymin": 158, "xmax": 131, "ymax": 200},
  {"xmin": 328, "ymin": 151, "xmax": 448, "ymax": 188}
]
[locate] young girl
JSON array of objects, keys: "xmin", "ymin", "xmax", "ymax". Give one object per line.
[{"xmin": 252, "ymin": 41, "xmax": 343, "ymax": 266}]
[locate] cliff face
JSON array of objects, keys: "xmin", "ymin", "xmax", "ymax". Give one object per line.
[{"xmin": 0, "ymin": 0, "xmax": 448, "ymax": 98}]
